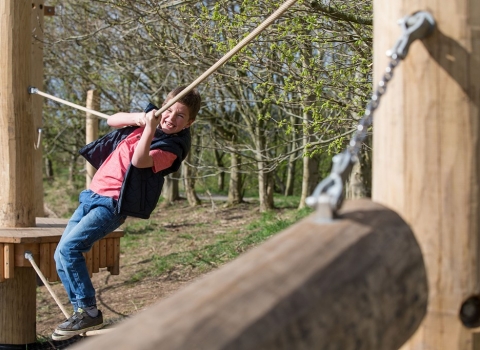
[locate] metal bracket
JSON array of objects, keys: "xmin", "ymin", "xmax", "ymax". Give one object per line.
[
  {"xmin": 387, "ymin": 11, "xmax": 436, "ymax": 59},
  {"xmin": 306, "ymin": 150, "xmax": 356, "ymax": 218}
]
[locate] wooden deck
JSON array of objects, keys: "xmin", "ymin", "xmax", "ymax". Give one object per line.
[{"xmin": 0, "ymin": 217, "xmax": 123, "ymax": 282}]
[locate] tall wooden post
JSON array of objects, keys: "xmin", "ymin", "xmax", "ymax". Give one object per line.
[
  {"xmin": 32, "ymin": 1, "xmax": 45, "ymax": 217},
  {"xmin": 0, "ymin": 0, "xmax": 37, "ymax": 344},
  {"xmin": 373, "ymin": 1, "xmax": 480, "ymax": 349},
  {"xmin": 85, "ymin": 90, "xmax": 99, "ymax": 188}
]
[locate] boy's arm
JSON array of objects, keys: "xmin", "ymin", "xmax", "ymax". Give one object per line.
[
  {"xmin": 107, "ymin": 112, "xmax": 147, "ymax": 128},
  {"xmin": 131, "ymin": 110, "xmax": 160, "ymax": 168}
]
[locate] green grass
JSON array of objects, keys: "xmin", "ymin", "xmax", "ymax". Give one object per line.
[{"xmin": 132, "ymin": 206, "xmax": 313, "ymax": 278}]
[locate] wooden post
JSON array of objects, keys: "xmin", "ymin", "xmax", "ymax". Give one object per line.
[
  {"xmin": 73, "ymin": 200, "xmax": 428, "ymax": 350},
  {"xmin": 86, "ymin": 90, "xmax": 99, "ymax": 188},
  {"xmin": 31, "ymin": 1, "xmax": 45, "ymax": 217},
  {"xmin": 372, "ymin": 1, "xmax": 480, "ymax": 349},
  {"xmin": 0, "ymin": 0, "xmax": 36, "ymax": 344},
  {"xmin": 0, "ymin": 1, "xmax": 35, "ymax": 227}
]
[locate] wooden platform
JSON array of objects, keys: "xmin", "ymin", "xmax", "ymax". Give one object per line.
[{"xmin": 0, "ymin": 217, "xmax": 123, "ymax": 282}]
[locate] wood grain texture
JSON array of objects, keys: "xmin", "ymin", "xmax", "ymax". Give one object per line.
[
  {"xmin": 0, "ymin": 267, "xmax": 36, "ymax": 344},
  {"xmin": 0, "ymin": 0, "xmax": 35, "ymax": 227},
  {"xmin": 372, "ymin": 1, "xmax": 480, "ymax": 349},
  {"xmin": 73, "ymin": 199, "xmax": 427, "ymax": 350}
]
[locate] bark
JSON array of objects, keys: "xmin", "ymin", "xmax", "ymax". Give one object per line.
[
  {"xmin": 227, "ymin": 152, "xmax": 243, "ymax": 205},
  {"xmin": 183, "ymin": 150, "xmax": 201, "ymax": 207},
  {"xmin": 162, "ymin": 169, "xmax": 180, "ymax": 204}
]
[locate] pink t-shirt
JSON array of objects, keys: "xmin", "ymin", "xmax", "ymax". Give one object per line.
[{"xmin": 90, "ymin": 128, "xmax": 177, "ymax": 200}]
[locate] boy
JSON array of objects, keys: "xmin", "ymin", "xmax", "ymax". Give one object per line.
[{"xmin": 52, "ymin": 86, "xmax": 201, "ymax": 340}]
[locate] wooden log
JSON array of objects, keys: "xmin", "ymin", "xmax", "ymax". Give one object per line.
[
  {"xmin": 72, "ymin": 199, "xmax": 428, "ymax": 350},
  {"xmin": 372, "ymin": 1, "xmax": 480, "ymax": 349},
  {"xmin": 0, "ymin": 267, "xmax": 36, "ymax": 344},
  {"xmin": 0, "ymin": 0, "xmax": 35, "ymax": 228}
]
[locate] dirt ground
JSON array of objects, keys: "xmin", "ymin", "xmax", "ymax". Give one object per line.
[{"xmin": 36, "ymin": 199, "xmax": 265, "ymax": 339}]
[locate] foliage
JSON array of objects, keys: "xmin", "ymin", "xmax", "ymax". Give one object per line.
[{"xmin": 41, "ymin": 0, "xmax": 373, "ymax": 208}]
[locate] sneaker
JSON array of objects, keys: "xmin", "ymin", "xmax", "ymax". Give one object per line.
[
  {"xmin": 51, "ymin": 332, "xmax": 75, "ymax": 341},
  {"xmin": 55, "ymin": 308, "xmax": 104, "ymax": 336}
]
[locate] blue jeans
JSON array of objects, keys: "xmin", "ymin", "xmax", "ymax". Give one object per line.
[{"xmin": 54, "ymin": 190, "xmax": 126, "ymax": 311}]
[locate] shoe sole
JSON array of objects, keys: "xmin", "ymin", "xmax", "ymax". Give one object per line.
[
  {"xmin": 52, "ymin": 332, "xmax": 75, "ymax": 341},
  {"xmin": 55, "ymin": 323, "xmax": 104, "ymax": 336}
]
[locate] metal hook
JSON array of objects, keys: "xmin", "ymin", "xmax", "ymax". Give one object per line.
[{"xmin": 387, "ymin": 11, "xmax": 436, "ymax": 59}]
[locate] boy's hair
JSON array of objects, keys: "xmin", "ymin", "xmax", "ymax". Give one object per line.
[{"xmin": 164, "ymin": 86, "xmax": 202, "ymax": 121}]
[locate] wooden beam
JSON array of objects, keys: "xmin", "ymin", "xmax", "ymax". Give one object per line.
[
  {"xmin": 73, "ymin": 199, "xmax": 428, "ymax": 350},
  {"xmin": 0, "ymin": 0, "xmax": 35, "ymax": 227},
  {"xmin": 372, "ymin": 1, "xmax": 480, "ymax": 349}
]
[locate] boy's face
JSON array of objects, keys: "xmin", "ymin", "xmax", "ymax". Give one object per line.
[{"xmin": 159, "ymin": 102, "xmax": 193, "ymax": 134}]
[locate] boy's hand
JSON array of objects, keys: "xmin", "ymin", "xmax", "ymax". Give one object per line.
[{"xmin": 145, "ymin": 109, "xmax": 160, "ymax": 130}]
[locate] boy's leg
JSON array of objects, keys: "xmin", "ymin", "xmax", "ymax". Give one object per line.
[{"xmin": 54, "ymin": 190, "xmax": 125, "ymax": 336}]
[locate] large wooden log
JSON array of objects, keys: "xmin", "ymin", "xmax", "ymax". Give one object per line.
[
  {"xmin": 0, "ymin": 0, "xmax": 35, "ymax": 227},
  {"xmin": 73, "ymin": 199, "xmax": 427, "ymax": 350},
  {"xmin": 373, "ymin": 1, "xmax": 480, "ymax": 349}
]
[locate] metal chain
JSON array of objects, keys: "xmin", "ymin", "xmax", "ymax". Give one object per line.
[
  {"xmin": 306, "ymin": 11, "xmax": 436, "ymax": 219},
  {"xmin": 346, "ymin": 56, "xmax": 400, "ymax": 160}
]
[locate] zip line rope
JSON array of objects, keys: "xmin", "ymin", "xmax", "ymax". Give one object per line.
[
  {"xmin": 28, "ymin": 0, "xmax": 299, "ymax": 119},
  {"xmin": 28, "ymin": 86, "xmax": 110, "ymax": 119}
]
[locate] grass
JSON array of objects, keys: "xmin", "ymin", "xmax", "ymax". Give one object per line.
[{"xmin": 120, "ymin": 204, "xmax": 313, "ymax": 279}]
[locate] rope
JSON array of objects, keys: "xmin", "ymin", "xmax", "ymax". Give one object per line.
[
  {"xmin": 28, "ymin": 87, "xmax": 110, "ymax": 119},
  {"xmin": 154, "ymin": 0, "xmax": 299, "ymax": 117}
]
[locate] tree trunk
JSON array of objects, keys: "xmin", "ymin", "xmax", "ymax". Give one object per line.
[
  {"xmin": 162, "ymin": 170, "xmax": 180, "ymax": 204},
  {"xmin": 298, "ymin": 152, "xmax": 320, "ymax": 210},
  {"xmin": 214, "ymin": 149, "xmax": 225, "ymax": 192},
  {"xmin": 183, "ymin": 151, "xmax": 200, "ymax": 207},
  {"xmin": 346, "ymin": 160, "xmax": 367, "ymax": 199},
  {"xmin": 227, "ymin": 152, "xmax": 243, "ymax": 205},
  {"xmin": 284, "ymin": 115, "xmax": 298, "ymax": 196}
]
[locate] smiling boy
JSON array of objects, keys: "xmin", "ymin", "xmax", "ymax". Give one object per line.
[{"xmin": 52, "ymin": 86, "xmax": 201, "ymax": 339}]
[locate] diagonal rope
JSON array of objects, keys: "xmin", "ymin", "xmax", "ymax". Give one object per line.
[{"xmin": 28, "ymin": 87, "xmax": 110, "ymax": 119}]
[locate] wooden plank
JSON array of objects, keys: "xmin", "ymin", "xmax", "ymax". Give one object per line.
[
  {"xmin": 92, "ymin": 241, "xmax": 100, "ymax": 273},
  {"xmin": 39, "ymin": 243, "xmax": 51, "ymax": 279},
  {"xmin": 49, "ymin": 243, "xmax": 58, "ymax": 282},
  {"xmin": 107, "ymin": 238, "xmax": 120, "ymax": 275},
  {"xmin": 14, "ymin": 243, "xmax": 39, "ymax": 267},
  {"xmin": 106, "ymin": 238, "xmax": 114, "ymax": 267},
  {"xmin": 73, "ymin": 199, "xmax": 428, "ymax": 350},
  {"xmin": 99, "ymin": 238, "xmax": 107, "ymax": 268},
  {"xmin": 4, "ymin": 244, "xmax": 14, "ymax": 279},
  {"xmin": 0, "ymin": 243, "xmax": 4, "ymax": 282},
  {"xmin": 0, "ymin": 217, "xmax": 123, "ymax": 244}
]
